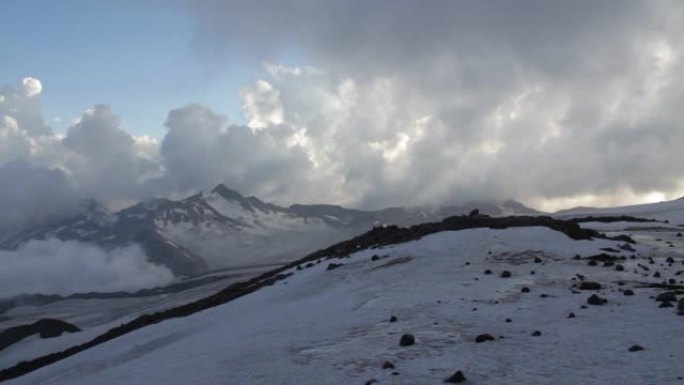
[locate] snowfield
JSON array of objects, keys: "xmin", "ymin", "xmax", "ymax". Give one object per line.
[{"xmin": 8, "ymin": 225, "xmax": 684, "ymax": 385}]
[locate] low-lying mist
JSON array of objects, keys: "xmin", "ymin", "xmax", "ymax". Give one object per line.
[{"xmin": 0, "ymin": 239, "xmax": 174, "ymax": 299}]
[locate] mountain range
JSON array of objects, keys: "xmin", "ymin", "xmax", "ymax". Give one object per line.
[{"xmin": 0, "ymin": 184, "xmax": 540, "ymax": 277}]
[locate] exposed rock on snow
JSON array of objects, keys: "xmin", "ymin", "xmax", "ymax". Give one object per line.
[{"xmin": 0, "ymin": 319, "xmax": 80, "ymax": 351}]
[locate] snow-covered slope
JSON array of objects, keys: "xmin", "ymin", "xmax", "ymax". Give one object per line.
[
  {"xmin": 8, "ymin": 223, "xmax": 684, "ymax": 385},
  {"xmin": 156, "ymin": 186, "xmax": 351, "ymax": 269},
  {"xmin": 556, "ymin": 197, "xmax": 684, "ymax": 225}
]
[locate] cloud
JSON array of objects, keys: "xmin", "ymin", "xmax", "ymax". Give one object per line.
[
  {"xmin": 0, "ymin": 77, "xmax": 51, "ymax": 136},
  {"xmin": 183, "ymin": 0, "xmax": 684, "ymax": 209},
  {"xmin": 160, "ymin": 104, "xmax": 324, "ymax": 203},
  {"xmin": 0, "ymin": 161, "xmax": 81, "ymax": 232},
  {"xmin": 60, "ymin": 105, "xmax": 163, "ymax": 206},
  {"xmin": 21, "ymin": 77, "xmax": 42, "ymax": 98},
  {"xmin": 0, "ymin": 239, "xmax": 174, "ymax": 299}
]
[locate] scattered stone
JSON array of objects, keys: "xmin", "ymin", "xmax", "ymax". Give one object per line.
[
  {"xmin": 399, "ymin": 334, "xmax": 415, "ymax": 346},
  {"xmin": 655, "ymin": 291, "xmax": 677, "ymax": 302},
  {"xmin": 579, "ymin": 281, "xmax": 602, "ymax": 290},
  {"xmin": 389, "ymin": 315, "xmax": 398, "ymax": 323},
  {"xmin": 530, "ymin": 270, "xmax": 536, "ymax": 275},
  {"xmin": 371, "ymin": 254, "xmax": 380, "ymax": 261},
  {"xmin": 539, "ymin": 294, "xmax": 548, "ymax": 298},
  {"xmin": 586, "ymin": 253, "xmax": 619, "ymax": 262},
  {"xmin": 659, "ymin": 301, "xmax": 674, "ymax": 308},
  {"xmin": 484, "ymin": 269, "xmax": 492, "ymax": 275},
  {"xmin": 501, "ymin": 270, "xmax": 512, "ymax": 278},
  {"xmin": 365, "ymin": 379, "xmax": 378, "ymax": 385},
  {"xmin": 620, "ymin": 244, "xmax": 636, "ymax": 252},
  {"xmin": 326, "ymin": 263, "xmax": 343, "ymax": 271},
  {"xmin": 628, "ymin": 345, "xmax": 644, "ymax": 352},
  {"xmin": 521, "ymin": 287, "xmax": 530, "ymax": 293},
  {"xmin": 382, "ymin": 361, "xmax": 395, "ymax": 370},
  {"xmin": 475, "ymin": 333, "xmax": 495, "ymax": 343},
  {"xmin": 444, "ymin": 370, "xmax": 467, "ymax": 384},
  {"xmin": 534, "ymin": 257, "xmax": 543, "ymax": 263},
  {"xmin": 588, "ymin": 260, "xmax": 598, "ymax": 267},
  {"xmin": 623, "ymin": 289, "xmax": 635, "ymax": 296},
  {"xmin": 574, "ymin": 254, "xmax": 581, "ymax": 260},
  {"xmin": 587, "ymin": 294, "xmax": 608, "ymax": 305},
  {"xmin": 603, "ymin": 261, "xmax": 615, "ymax": 267},
  {"xmin": 304, "ymin": 262, "xmax": 315, "ymax": 268},
  {"xmin": 654, "ymin": 271, "xmax": 662, "ymax": 278},
  {"xmin": 568, "ymin": 312, "xmax": 576, "ymax": 318},
  {"xmin": 667, "ymin": 257, "xmax": 675, "ymax": 264},
  {"xmin": 505, "ymin": 318, "xmax": 512, "ymax": 323},
  {"xmin": 615, "ymin": 264, "xmax": 625, "ymax": 272},
  {"xmin": 531, "ymin": 330, "xmax": 542, "ymax": 336},
  {"xmin": 677, "ymin": 233, "xmax": 683, "ymax": 237},
  {"xmin": 678, "ymin": 298, "xmax": 684, "ymax": 315}
]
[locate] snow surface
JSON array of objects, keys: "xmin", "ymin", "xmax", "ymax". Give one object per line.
[
  {"xmin": 557, "ymin": 198, "xmax": 684, "ymax": 225},
  {"xmin": 9, "ymin": 226, "xmax": 684, "ymax": 385},
  {"xmin": 0, "ymin": 268, "xmax": 265, "ymax": 370}
]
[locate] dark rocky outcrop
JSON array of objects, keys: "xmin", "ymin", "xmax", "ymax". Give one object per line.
[
  {"xmin": 399, "ymin": 334, "xmax": 415, "ymax": 346},
  {"xmin": 475, "ymin": 334, "xmax": 495, "ymax": 343},
  {"xmin": 655, "ymin": 292, "xmax": 677, "ymax": 302},
  {"xmin": 326, "ymin": 263, "xmax": 344, "ymax": 271},
  {"xmin": 585, "ymin": 254, "xmax": 620, "ymax": 262},
  {"xmin": 445, "ymin": 370, "xmax": 467, "ymax": 383},
  {"xmin": 579, "ymin": 282, "xmax": 602, "ymax": 290},
  {"xmin": 0, "ymin": 319, "xmax": 80, "ymax": 352},
  {"xmin": 587, "ymin": 294, "xmax": 608, "ymax": 305}
]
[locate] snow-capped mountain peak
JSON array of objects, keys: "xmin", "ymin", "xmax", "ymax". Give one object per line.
[{"xmin": 1, "ymin": 185, "xmax": 543, "ymax": 277}]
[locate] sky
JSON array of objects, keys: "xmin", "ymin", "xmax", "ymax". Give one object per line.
[{"xmin": 2, "ymin": 0, "xmax": 684, "ymax": 227}]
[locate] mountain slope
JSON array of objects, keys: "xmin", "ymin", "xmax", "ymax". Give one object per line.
[{"xmin": 6, "ymin": 217, "xmax": 683, "ymax": 385}]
